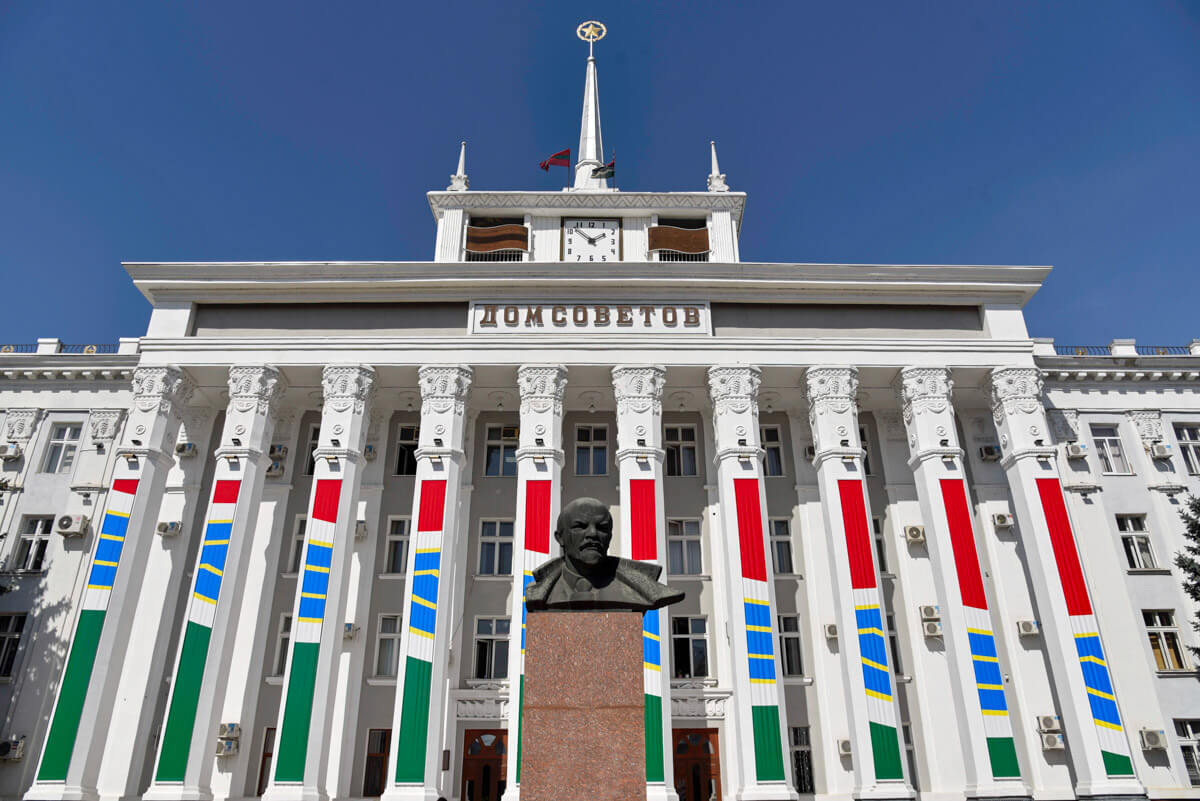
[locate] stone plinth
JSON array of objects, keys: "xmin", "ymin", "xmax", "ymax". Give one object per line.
[{"xmin": 521, "ymin": 610, "xmax": 645, "ymax": 801}]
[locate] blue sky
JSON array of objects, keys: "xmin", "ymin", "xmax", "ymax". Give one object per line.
[{"xmin": 1, "ymin": 2, "xmax": 1197, "ymax": 346}]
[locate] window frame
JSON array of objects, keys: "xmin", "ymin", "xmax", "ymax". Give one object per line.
[
  {"xmin": 1144, "ymin": 609, "xmax": 1189, "ymax": 672},
  {"xmin": 574, "ymin": 423, "xmax": 609, "ymax": 476},
  {"xmin": 304, "ymin": 423, "xmax": 321, "ymax": 476},
  {"xmin": 670, "ymin": 615, "xmax": 710, "ymax": 679},
  {"xmin": 789, "ymin": 726, "xmax": 815, "ymax": 794},
  {"xmin": 372, "ymin": 613, "xmax": 403, "ymax": 678},
  {"xmin": 873, "ymin": 517, "xmax": 889, "ymax": 575},
  {"xmin": 383, "ymin": 517, "xmax": 410, "ymax": 575},
  {"xmin": 41, "ymin": 422, "xmax": 82, "ymax": 474},
  {"xmin": 272, "ymin": 613, "xmax": 292, "ymax": 677},
  {"xmin": 667, "ymin": 518, "xmax": 703, "ymax": 576},
  {"xmin": 1176, "ymin": 719, "xmax": 1200, "ymax": 787},
  {"xmin": 859, "ymin": 425, "xmax": 874, "ymax": 476},
  {"xmin": 484, "ymin": 425, "xmax": 518, "ymax": 477},
  {"xmin": 1116, "ymin": 515, "xmax": 1157, "ymax": 571},
  {"xmin": 778, "ymin": 615, "xmax": 803, "ymax": 678},
  {"xmin": 12, "ymin": 516, "xmax": 53, "ymax": 572},
  {"xmin": 761, "ymin": 425, "xmax": 785, "ymax": 477},
  {"xmin": 1091, "ymin": 424, "xmax": 1132, "ymax": 475},
  {"xmin": 393, "ymin": 425, "xmax": 419, "ymax": 476},
  {"xmin": 0, "ymin": 614, "xmax": 27, "ymax": 678},
  {"xmin": 664, "ymin": 425, "xmax": 698, "ymax": 477},
  {"xmin": 1176, "ymin": 425, "xmax": 1200, "ymax": 476},
  {"xmin": 769, "ymin": 518, "xmax": 794, "ymax": 575},
  {"xmin": 472, "ymin": 616, "xmax": 511, "ymax": 680},
  {"xmin": 284, "ymin": 516, "xmax": 307, "ymax": 575},
  {"xmin": 477, "ymin": 519, "xmax": 515, "ymax": 577}
]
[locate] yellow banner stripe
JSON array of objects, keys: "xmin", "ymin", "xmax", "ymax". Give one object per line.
[
  {"xmin": 297, "ymin": 616, "xmax": 323, "ymax": 624},
  {"xmin": 973, "ymin": 654, "xmax": 999, "ymax": 663},
  {"xmin": 1087, "ymin": 687, "xmax": 1116, "ymax": 701},
  {"xmin": 862, "ymin": 657, "xmax": 889, "ymax": 672},
  {"xmin": 208, "ymin": 519, "xmax": 234, "ymax": 526},
  {"xmin": 87, "ymin": 584, "xmax": 113, "ymax": 591},
  {"xmin": 94, "ymin": 559, "xmax": 118, "ymax": 568},
  {"xmin": 1095, "ymin": 719, "xmax": 1124, "ymax": 732},
  {"xmin": 1080, "ymin": 655, "xmax": 1107, "ymax": 667},
  {"xmin": 981, "ymin": 709, "xmax": 1010, "ymax": 717},
  {"xmin": 858, "ymin": 627, "xmax": 885, "ymax": 637},
  {"xmin": 643, "ymin": 662, "xmax": 661, "ymax": 672},
  {"xmin": 865, "ymin": 689, "xmax": 893, "ymax": 702},
  {"xmin": 413, "ymin": 569, "xmax": 440, "ymax": 577},
  {"xmin": 966, "ymin": 627, "xmax": 993, "ymax": 636},
  {"xmin": 748, "ymin": 653, "xmax": 774, "ymax": 660},
  {"xmin": 106, "ymin": 510, "xmax": 131, "ymax": 519},
  {"xmin": 307, "ymin": 538, "xmax": 334, "ymax": 549},
  {"xmin": 746, "ymin": 624, "xmax": 772, "ymax": 633},
  {"xmin": 99, "ymin": 534, "xmax": 125, "ymax": 542},
  {"xmin": 1074, "ymin": 631, "xmax": 1100, "ymax": 639},
  {"xmin": 411, "ymin": 596, "xmax": 437, "ymax": 610},
  {"xmin": 643, "ymin": 632, "xmax": 660, "ymax": 642},
  {"xmin": 977, "ymin": 683, "xmax": 1004, "ymax": 691},
  {"xmin": 750, "ymin": 678, "xmax": 777, "ymax": 685},
  {"xmin": 743, "ymin": 597, "xmax": 770, "ymax": 607},
  {"xmin": 409, "ymin": 627, "xmax": 434, "ymax": 639},
  {"xmin": 204, "ymin": 539, "xmax": 230, "ymax": 546},
  {"xmin": 855, "ymin": 603, "xmax": 880, "ymax": 611},
  {"xmin": 416, "ymin": 547, "xmax": 440, "ymax": 554},
  {"xmin": 300, "ymin": 592, "xmax": 326, "ymax": 599},
  {"xmin": 192, "ymin": 593, "xmax": 218, "ymax": 606},
  {"xmin": 198, "ymin": 565, "xmax": 223, "ymax": 577},
  {"xmin": 305, "ymin": 564, "xmax": 330, "ymax": 574}
]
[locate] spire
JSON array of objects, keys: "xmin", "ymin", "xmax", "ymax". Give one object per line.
[
  {"xmin": 707, "ymin": 140, "xmax": 728, "ymax": 192},
  {"xmin": 447, "ymin": 141, "xmax": 468, "ymax": 191},
  {"xmin": 573, "ymin": 21, "xmax": 609, "ymax": 190}
]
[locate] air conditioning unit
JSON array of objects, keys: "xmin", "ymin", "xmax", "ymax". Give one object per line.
[
  {"xmin": 824, "ymin": 623, "xmax": 838, "ymax": 640},
  {"xmin": 364, "ymin": 444, "xmax": 378, "ymax": 462},
  {"xmin": 215, "ymin": 738, "xmax": 238, "ymax": 757},
  {"xmin": 217, "ymin": 722, "xmax": 241, "ymax": 739},
  {"xmin": 1150, "ymin": 442, "xmax": 1172, "ymax": 459},
  {"xmin": 268, "ymin": 445, "xmax": 288, "ymax": 460},
  {"xmin": 992, "ymin": 513, "xmax": 1014, "ymax": 528},
  {"xmin": 1064, "ymin": 442, "xmax": 1087, "ymax": 459},
  {"xmin": 919, "ymin": 605, "xmax": 941, "ymax": 621},
  {"xmin": 904, "ymin": 525, "xmax": 926, "ymax": 544},
  {"xmin": 175, "ymin": 442, "xmax": 197, "ymax": 458},
  {"xmin": 1016, "ymin": 619, "xmax": 1041, "ymax": 637},
  {"xmin": 804, "ymin": 445, "xmax": 816, "ymax": 462},
  {"xmin": 1037, "ymin": 715, "xmax": 1061, "ymax": 733},
  {"xmin": 979, "ymin": 445, "xmax": 1001, "ymax": 462},
  {"xmin": 1140, "ymin": 728, "xmax": 1168, "ymax": 750},
  {"xmin": 265, "ymin": 461, "xmax": 285, "ymax": 478},
  {"xmin": 0, "ymin": 444, "xmax": 22, "ymax": 461},
  {"xmin": 156, "ymin": 521, "xmax": 182, "ymax": 537},
  {"xmin": 0, "ymin": 737, "xmax": 23, "ymax": 761},
  {"xmin": 354, "ymin": 521, "xmax": 368, "ymax": 540},
  {"xmin": 1041, "ymin": 732, "xmax": 1065, "ymax": 751},
  {"xmin": 836, "ymin": 738, "xmax": 852, "ymax": 757},
  {"xmin": 56, "ymin": 514, "xmax": 88, "ymax": 537},
  {"xmin": 344, "ymin": 622, "xmax": 360, "ymax": 640},
  {"xmin": 923, "ymin": 620, "xmax": 943, "ymax": 638}
]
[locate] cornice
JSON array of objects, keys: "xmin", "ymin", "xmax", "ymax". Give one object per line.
[{"xmin": 425, "ymin": 190, "xmax": 747, "ymax": 225}]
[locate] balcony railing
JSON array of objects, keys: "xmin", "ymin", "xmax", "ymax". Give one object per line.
[
  {"xmin": 1136, "ymin": 345, "xmax": 1190, "ymax": 356},
  {"xmin": 1052, "ymin": 344, "xmax": 1194, "ymax": 357},
  {"xmin": 1054, "ymin": 345, "xmax": 1113, "ymax": 356},
  {"xmin": 658, "ymin": 251, "xmax": 710, "ymax": 262},
  {"xmin": 0, "ymin": 344, "xmax": 36, "ymax": 354},
  {"xmin": 61, "ymin": 344, "xmax": 119, "ymax": 354}
]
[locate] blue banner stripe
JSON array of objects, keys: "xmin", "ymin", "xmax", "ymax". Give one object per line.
[
  {"xmin": 855, "ymin": 606, "xmax": 883, "ymax": 630},
  {"xmin": 200, "ymin": 543, "xmax": 228, "ymax": 569},
  {"xmin": 94, "ymin": 538, "xmax": 123, "ymax": 564},
  {"xmin": 298, "ymin": 596, "xmax": 326, "ymax": 620},
  {"xmin": 305, "ymin": 544, "xmax": 332, "ymax": 569},
  {"xmin": 862, "ymin": 663, "xmax": 892, "ymax": 697},
  {"xmin": 412, "ymin": 574, "xmax": 439, "ymax": 604},
  {"xmin": 88, "ymin": 563, "xmax": 117, "ymax": 587},
  {"xmin": 643, "ymin": 609, "xmax": 659, "ymax": 636},
  {"xmin": 1080, "ymin": 660, "xmax": 1115, "ymax": 696},
  {"xmin": 858, "ymin": 631, "xmax": 888, "ymax": 666},
  {"xmin": 977, "ymin": 687, "xmax": 1008, "ymax": 712},
  {"xmin": 744, "ymin": 601, "xmax": 771, "ymax": 629},
  {"xmin": 747, "ymin": 630, "xmax": 774, "ymax": 657},
  {"xmin": 1087, "ymin": 693, "xmax": 1121, "ymax": 727},
  {"xmin": 968, "ymin": 631, "xmax": 998, "ymax": 658},
  {"xmin": 973, "ymin": 659, "xmax": 1003, "ymax": 687},
  {"xmin": 101, "ymin": 512, "xmax": 130, "ymax": 538},
  {"xmin": 301, "ymin": 569, "xmax": 329, "ymax": 596},
  {"xmin": 194, "ymin": 569, "xmax": 221, "ymax": 601},
  {"xmin": 644, "ymin": 636, "xmax": 660, "ymax": 666},
  {"xmin": 413, "ymin": 551, "xmax": 440, "ymax": 573},
  {"xmin": 1074, "ymin": 635, "xmax": 1104, "ymax": 661},
  {"xmin": 204, "ymin": 521, "xmax": 233, "ymax": 543},
  {"xmin": 749, "ymin": 656, "xmax": 777, "ymax": 681},
  {"xmin": 409, "ymin": 601, "xmax": 436, "ymax": 634}
]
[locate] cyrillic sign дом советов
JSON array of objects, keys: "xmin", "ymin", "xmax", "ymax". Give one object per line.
[{"xmin": 470, "ymin": 302, "xmax": 711, "ymax": 334}]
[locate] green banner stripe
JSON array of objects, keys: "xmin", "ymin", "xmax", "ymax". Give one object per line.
[
  {"xmin": 274, "ymin": 641, "xmax": 320, "ymax": 782},
  {"xmin": 515, "ymin": 674, "xmax": 524, "ymax": 783},
  {"xmin": 986, "ymin": 736, "xmax": 1021, "ymax": 779},
  {"xmin": 1102, "ymin": 749, "xmax": 1135, "ymax": 777},
  {"xmin": 395, "ymin": 656, "xmax": 433, "ymax": 782},
  {"xmin": 644, "ymin": 693, "xmax": 664, "ymax": 782},
  {"xmin": 155, "ymin": 622, "xmax": 213, "ymax": 782},
  {"xmin": 751, "ymin": 705, "xmax": 785, "ymax": 781},
  {"xmin": 869, "ymin": 721, "xmax": 904, "ymax": 781},
  {"xmin": 38, "ymin": 609, "xmax": 107, "ymax": 781}
]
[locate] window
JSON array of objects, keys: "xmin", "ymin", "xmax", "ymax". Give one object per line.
[
  {"xmin": 1091, "ymin": 425, "xmax": 1130, "ymax": 474},
  {"xmin": 1145, "ymin": 610, "xmax": 1188, "ymax": 671},
  {"xmin": 256, "ymin": 727, "xmax": 276, "ymax": 796},
  {"xmin": 272, "ymin": 614, "xmax": 292, "ymax": 676},
  {"xmin": 1117, "ymin": 515, "xmax": 1156, "ymax": 570},
  {"xmin": 384, "ymin": 518, "xmax": 409, "ymax": 574},
  {"xmin": 790, "ymin": 727, "xmax": 815, "ymax": 794},
  {"xmin": 770, "ymin": 519, "xmax": 794, "ymax": 574},
  {"xmin": 761, "ymin": 426, "xmax": 784, "ymax": 476},
  {"xmin": 902, "ymin": 722, "xmax": 918, "ymax": 789},
  {"xmin": 473, "ymin": 618, "xmax": 510, "ymax": 679},
  {"xmin": 0, "ymin": 614, "xmax": 26, "ymax": 677},
  {"xmin": 860, "ymin": 425, "xmax": 874, "ymax": 476},
  {"xmin": 374, "ymin": 614, "xmax": 402, "ymax": 677},
  {"xmin": 778, "ymin": 615, "xmax": 803, "ymax": 677},
  {"xmin": 665, "ymin": 426, "xmax": 697, "ymax": 477},
  {"xmin": 484, "ymin": 425, "xmax": 518, "ymax": 477},
  {"xmin": 575, "ymin": 424, "xmax": 608, "ymax": 476},
  {"xmin": 286, "ymin": 518, "xmax": 306, "ymax": 574},
  {"xmin": 42, "ymin": 423, "xmax": 81, "ymax": 474},
  {"xmin": 671, "ymin": 616, "xmax": 709, "ymax": 679},
  {"xmin": 304, "ymin": 424, "xmax": 321, "ymax": 476},
  {"xmin": 667, "ymin": 519, "xmax": 702, "ymax": 575},
  {"xmin": 887, "ymin": 613, "xmax": 902, "ymax": 673},
  {"xmin": 362, "ymin": 729, "xmax": 391, "ymax": 797},
  {"xmin": 873, "ymin": 517, "xmax": 888, "ymax": 574},
  {"xmin": 1177, "ymin": 425, "xmax": 1200, "ymax": 475},
  {"xmin": 394, "ymin": 425, "xmax": 419, "ymax": 475},
  {"xmin": 12, "ymin": 517, "xmax": 52, "ymax": 572},
  {"xmin": 478, "ymin": 520, "xmax": 514, "ymax": 576},
  {"xmin": 1176, "ymin": 720, "xmax": 1200, "ymax": 786}
]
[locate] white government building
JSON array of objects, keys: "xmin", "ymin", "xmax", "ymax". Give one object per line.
[{"xmin": 2, "ymin": 29, "xmax": 1200, "ymax": 801}]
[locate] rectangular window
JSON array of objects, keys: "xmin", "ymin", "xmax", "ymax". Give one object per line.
[
  {"xmin": 1117, "ymin": 515, "xmax": 1156, "ymax": 570},
  {"xmin": 887, "ymin": 613, "xmax": 902, "ymax": 673},
  {"xmin": 671, "ymin": 616, "xmax": 709, "ymax": 679},
  {"xmin": 664, "ymin": 426, "xmax": 697, "ymax": 477},
  {"xmin": 1145, "ymin": 610, "xmax": 1188, "ymax": 671},
  {"xmin": 860, "ymin": 425, "xmax": 874, "ymax": 476},
  {"xmin": 13, "ymin": 517, "xmax": 52, "ymax": 572},
  {"xmin": 778, "ymin": 615, "xmax": 803, "ymax": 677},
  {"xmin": 394, "ymin": 425, "xmax": 419, "ymax": 475},
  {"xmin": 1176, "ymin": 425, "xmax": 1200, "ymax": 475},
  {"xmin": 42, "ymin": 423, "xmax": 81, "ymax": 474},
  {"xmin": 770, "ymin": 519, "xmax": 794, "ymax": 574},
  {"xmin": 362, "ymin": 729, "xmax": 391, "ymax": 797},
  {"xmin": 575, "ymin": 424, "xmax": 608, "ymax": 476},
  {"xmin": 272, "ymin": 614, "xmax": 292, "ymax": 676},
  {"xmin": 256, "ymin": 727, "xmax": 276, "ymax": 796},
  {"xmin": 384, "ymin": 518, "xmax": 409, "ymax": 574},
  {"xmin": 473, "ymin": 617, "xmax": 510, "ymax": 679},
  {"xmin": 374, "ymin": 614, "xmax": 402, "ymax": 678},
  {"xmin": 0, "ymin": 614, "xmax": 26, "ymax": 677},
  {"xmin": 1176, "ymin": 720, "xmax": 1200, "ymax": 786},
  {"xmin": 1091, "ymin": 424, "xmax": 1130, "ymax": 474},
  {"xmin": 304, "ymin": 424, "xmax": 321, "ymax": 476},
  {"xmin": 484, "ymin": 425, "xmax": 518, "ymax": 477},
  {"xmin": 873, "ymin": 517, "xmax": 888, "ymax": 574},
  {"xmin": 478, "ymin": 520, "xmax": 514, "ymax": 576},
  {"xmin": 286, "ymin": 518, "xmax": 306, "ymax": 574},
  {"xmin": 790, "ymin": 727, "xmax": 815, "ymax": 794},
  {"xmin": 667, "ymin": 519, "xmax": 703, "ymax": 575},
  {"xmin": 902, "ymin": 722, "xmax": 918, "ymax": 789},
  {"xmin": 761, "ymin": 426, "xmax": 784, "ymax": 476}
]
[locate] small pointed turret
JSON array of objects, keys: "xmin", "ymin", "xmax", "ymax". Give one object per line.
[
  {"xmin": 707, "ymin": 140, "xmax": 729, "ymax": 192},
  {"xmin": 447, "ymin": 141, "xmax": 469, "ymax": 191},
  {"xmin": 573, "ymin": 54, "xmax": 607, "ymax": 190}
]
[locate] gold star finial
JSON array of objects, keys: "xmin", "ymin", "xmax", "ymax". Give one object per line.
[{"xmin": 576, "ymin": 20, "xmax": 606, "ymax": 45}]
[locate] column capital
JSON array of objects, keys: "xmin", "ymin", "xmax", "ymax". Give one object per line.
[
  {"xmin": 87, "ymin": 409, "xmax": 125, "ymax": 443},
  {"xmin": 612, "ymin": 364, "xmax": 666, "ymax": 415},
  {"xmin": 228, "ymin": 364, "xmax": 288, "ymax": 417},
  {"xmin": 417, "ymin": 364, "xmax": 472, "ymax": 414},
  {"xmin": 518, "ymin": 364, "xmax": 568, "ymax": 416},
  {"xmin": 322, "ymin": 364, "xmax": 377, "ymax": 413},
  {"xmin": 987, "ymin": 366, "xmax": 1042, "ymax": 426},
  {"xmin": 3, "ymin": 408, "xmax": 40, "ymax": 443},
  {"xmin": 706, "ymin": 365, "xmax": 760, "ymax": 417},
  {"xmin": 804, "ymin": 365, "xmax": 858, "ymax": 412},
  {"xmin": 132, "ymin": 365, "xmax": 195, "ymax": 419},
  {"xmin": 895, "ymin": 366, "xmax": 953, "ymax": 425}
]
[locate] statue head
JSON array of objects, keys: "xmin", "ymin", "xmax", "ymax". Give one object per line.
[{"xmin": 554, "ymin": 497, "xmax": 613, "ymax": 577}]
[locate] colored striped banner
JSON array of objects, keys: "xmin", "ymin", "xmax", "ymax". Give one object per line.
[
  {"xmin": 1036, "ymin": 478, "xmax": 1134, "ymax": 777},
  {"xmin": 940, "ymin": 479, "xmax": 1020, "ymax": 778},
  {"xmin": 156, "ymin": 478, "xmax": 242, "ymax": 782},
  {"xmin": 514, "ymin": 479, "xmax": 552, "ymax": 784},
  {"xmin": 38, "ymin": 477, "xmax": 140, "ymax": 781},
  {"xmin": 630, "ymin": 478, "xmax": 666, "ymax": 782},
  {"xmin": 838, "ymin": 479, "xmax": 904, "ymax": 781}
]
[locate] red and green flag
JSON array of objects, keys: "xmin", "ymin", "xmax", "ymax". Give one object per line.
[
  {"xmin": 539, "ymin": 149, "xmax": 570, "ymax": 170},
  {"xmin": 591, "ymin": 156, "xmax": 615, "ymax": 179}
]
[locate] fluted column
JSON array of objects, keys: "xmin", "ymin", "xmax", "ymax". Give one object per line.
[
  {"xmin": 503, "ymin": 365, "xmax": 568, "ymax": 801},
  {"xmin": 383, "ymin": 366, "xmax": 473, "ymax": 801},
  {"xmin": 612, "ymin": 365, "xmax": 678, "ymax": 801},
  {"xmin": 30, "ymin": 366, "xmax": 195, "ymax": 801},
  {"xmin": 895, "ymin": 367, "xmax": 1026, "ymax": 795},
  {"xmin": 706, "ymin": 366, "xmax": 795, "ymax": 801},
  {"xmin": 988, "ymin": 368, "xmax": 1142, "ymax": 797},
  {"xmin": 263, "ymin": 365, "xmax": 376, "ymax": 801},
  {"xmin": 804, "ymin": 366, "xmax": 911, "ymax": 799}
]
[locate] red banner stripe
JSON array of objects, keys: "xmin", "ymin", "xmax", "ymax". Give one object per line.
[
  {"xmin": 212, "ymin": 479, "xmax": 241, "ymax": 505},
  {"xmin": 1036, "ymin": 477, "xmax": 1093, "ymax": 617},
  {"xmin": 525, "ymin": 480, "xmax": 552, "ymax": 555},
  {"xmin": 838, "ymin": 479, "xmax": 877, "ymax": 590},
  {"xmin": 940, "ymin": 479, "xmax": 988, "ymax": 610},
  {"xmin": 629, "ymin": 479, "xmax": 657, "ymax": 561},
  {"xmin": 112, "ymin": 478, "xmax": 139, "ymax": 495},
  {"xmin": 417, "ymin": 479, "xmax": 448, "ymax": 533},
  {"xmin": 311, "ymin": 479, "xmax": 342, "ymax": 524},
  {"xmin": 734, "ymin": 478, "xmax": 767, "ymax": 581}
]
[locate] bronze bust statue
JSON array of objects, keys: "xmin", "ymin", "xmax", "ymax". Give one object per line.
[{"xmin": 525, "ymin": 497, "xmax": 684, "ymax": 612}]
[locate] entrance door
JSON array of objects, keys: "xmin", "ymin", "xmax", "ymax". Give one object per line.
[
  {"xmin": 673, "ymin": 729, "xmax": 721, "ymax": 801},
  {"xmin": 461, "ymin": 730, "xmax": 507, "ymax": 801}
]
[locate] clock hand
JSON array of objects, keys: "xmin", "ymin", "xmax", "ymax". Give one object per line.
[{"xmin": 593, "ymin": 233, "xmax": 607, "ymax": 243}]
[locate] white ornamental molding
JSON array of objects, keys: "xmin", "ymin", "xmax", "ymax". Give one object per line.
[
  {"xmin": 611, "ymin": 365, "xmax": 665, "ymax": 416},
  {"xmin": 227, "ymin": 365, "xmax": 287, "ymax": 417},
  {"xmin": 987, "ymin": 367, "xmax": 1043, "ymax": 428},
  {"xmin": 4, "ymin": 409, "xmax": 40, "ymax": 443},
  {"xmin": 1046, "ymin": 409, "xmax": 1080, "ymax": 443},
  {"xmin": 87, "ymin": 409, "xmax": 124, "ymax": 443},
  {"xmin": 132, "ymin": 366, "xmax": 195, "ymax": 418},
  {"xmin": 895, "ymin": 366, "xmax": 953, "ymax": 425},
  {"xmin": 321, "ymin": 365, "xmax": 377, "ymax": 415},
  {"xmin": 418, "ymin": 365, "xmax": 473, "ymax": 415},
  {"xmin": 455, "ymin": 695, "xmax": 508, "ymax": 720},
  {"xmin": 518, "ymin": 365, "xmax": 569, "ymax": 416},
  {"xmin": 706, "ymin": 365, "xmax": 761, "ymax": 418},
  {"xmin": 804, "ymin": 366, "xmax": 858, "ymax": 419},
  {"xmin": 428, "ymin": 190, "xmax": 745, "ymax": 225},
  {"xmin": 670, "ymin": 692, "xmax": 728, "ymax": 719},
  {"xmin": 1127, "ymin": 410, "xmax": 1164, "ymax": 446}
]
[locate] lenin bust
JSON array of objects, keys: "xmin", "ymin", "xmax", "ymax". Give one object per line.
[{"xmin": 525, "ymin": 497, "xmax": 684, "ymax": 612}]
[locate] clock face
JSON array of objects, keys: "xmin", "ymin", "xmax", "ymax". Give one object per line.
[{"xmin": 563, "ymin": 218, "xmax": 619, "ymax": 262}]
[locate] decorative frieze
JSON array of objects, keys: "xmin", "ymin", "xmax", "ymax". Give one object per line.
[
  {"xmin": 132, "ymin": 366, "xmax": 195, "ymax": 418},
  {"xmin": 417, "ymin": 365, "xmax": 472, "ymax": 415},
  {"xmin": 4, "ymin": 409, "xmax": 40, "ymax": 442},
  {"xmin": 896, "ymin": 367, "xmax": 953, "ymax": 425},
  {"xmin": 87, "ymin": 409, "xmax": 125, "ymax": 443},
  {"xmin": 322, "ymin": 365, "xmax": 376, "ymax": 415},
  {"xmin": 228, "ymin": 365, "xmax": 287, "ymax": 417},
  {"xmin": 988, "ymin": 368, "xmax": 1042, "ymax": 428},
  {"xmin": 671, "ymin": 691, "xmax": 729, "ymax": 720},
  {"xmin": 706, "ymin": 365, "xmax": 760, "ymax": 418},
  {"xmin": 1127, "ymin": 410, "xmax": 1164, "ymax": 447},
  {"xmin": 517, "ymin": 365, "xmax": 569, "ymax": 416},
  {"xmin": 612, "ymin": 365, "xmax": 665, "ymax": 416}
]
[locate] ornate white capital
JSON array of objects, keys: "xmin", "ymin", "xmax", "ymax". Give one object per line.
[
  {"xmin": 88, "ymin": 409, "xmax": 125, "ymax": 443},
  {"xmin": 4, "ymin": 409, "xmax": 39, "ymax": 443},
  {"xmin": 804, "ymin": 366, "xmax": 858, "ymax": 422},
  {"xmin": 322, "ymin": 365, "xmax": 377, "ymax": 414},
  {"xmin": 612, "ymin": 365, "xmax": 665, "ymax": 416},
  {"xmin": 418, "ymin": 365, "xmax": 472, "ymax": 415},
  {"xmin": 1127, "ymin": 410, "xmax": 1164, "ymax": 446},
  {"xmin": 1046, "ymin": 409, "xmax": 1080, "ymax": 444},
  {"xmin": 228, "ymin": 365, "xmax": 287, "ymax": 417},
  {"xmin": 988, "ymin": 367, "xmax": 1043, "ymax": 428},
  {"xmin": 132, "ymin": 366, "xmax": 195, "ymax": 418},
  {"xmin": 706, "ymin": 365, "xmax": 761, "ymax": 417},
  {"xmin": 518, "ymin": 365, "xmax": 568, "ymax": 416},
  {"xmin": 896, "ymin": 367, "xmax": 953, "ymax": 424}
]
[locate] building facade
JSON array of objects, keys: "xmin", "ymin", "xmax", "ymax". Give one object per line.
[{"xmin": 1, "ymin": 44, "xmax": 1200, "ymax": 801}]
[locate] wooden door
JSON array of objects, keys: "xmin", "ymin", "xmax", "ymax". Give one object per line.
[
  {"xmin": 461, "ymin": 729, "xmax": 507, "ymax": 801},
  {"xmin": 673, "ymin": 728, "xmax": 721, "ymax": 801}
]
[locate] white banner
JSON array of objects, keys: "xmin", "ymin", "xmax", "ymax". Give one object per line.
[{"xmin": 469, "ymin": 301, "xmax": 711, "ymax": 335}]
